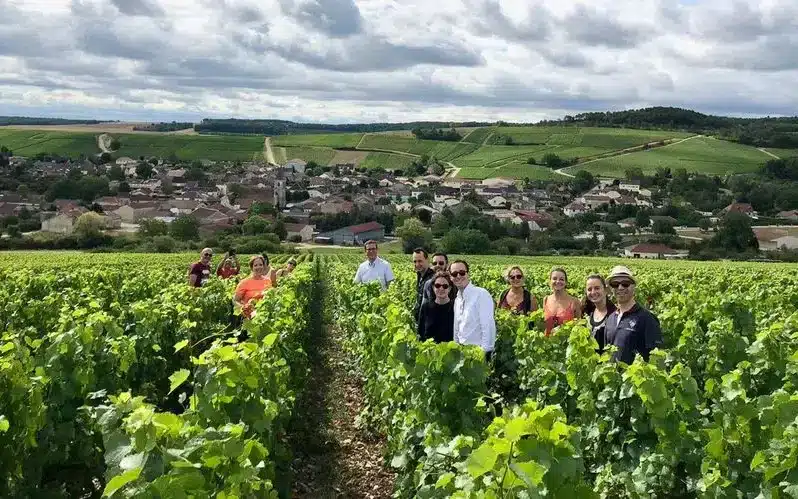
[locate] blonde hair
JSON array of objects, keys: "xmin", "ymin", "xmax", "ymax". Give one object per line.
[
  {"xmin": 504, "ymin": 265, "xmax": 524, "ymax": 283},
  {"xmin": 249, "ymin": 255, "xmax": 266, "ymax": 268}
]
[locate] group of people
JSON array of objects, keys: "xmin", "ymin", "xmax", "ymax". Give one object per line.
[
  {"xmin": 188, "ymin": 248, "xmax": 297, "ymax": 319},
  {"xmin": 354, "ymin": 240, "xmax": 663, "ymax": 364}
]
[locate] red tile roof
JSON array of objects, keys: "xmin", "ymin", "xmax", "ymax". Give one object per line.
[{"xmin": 348, "ymin": 221, "xmax": 384, "ymax": 234}]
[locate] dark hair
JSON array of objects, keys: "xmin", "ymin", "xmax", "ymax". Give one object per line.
[
  {"xmin": 413, "ymin": 248, "xmax": 428, "ymax": 258},
  {"xmin": 451, "ymin": 259, "xmax": 469, "ymax": 272},
  {"xmin": 550, "ymin": 267, "xmax": 568, "ymax": 282},
  {"xmin": 227, "ymin": 248, "xmax": 236, "ymax": 256},
  {"xmin": 432, "ymin": 270, "xmax": 454, "ymax": 289},
  {"xmin": 582, "ymin": 274, "xmax": 616, "ymax": 316},
  {"xmin": 364, "ymin": 240, "xmax": 378, "ymax": 249},
  {"xmin": 431, "ymin": 252, "xmax": 449, "ymax": 263},
  {"xmin": 261, "ymin": 253, "xmax": 270, "ymax": 266}
]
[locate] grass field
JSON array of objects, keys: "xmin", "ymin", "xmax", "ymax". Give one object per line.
[
  {"xmin": 765, "ymin": 148, "xmax": 798, "ymax": 159},
  {"xmin": 461, "ymin": 127, "xmax": 494, "ymax": 144},
  {"xmin": 0, "ymin": 129, "xmax": 100, "ymax": 158},
  {"xmin": 452, "ymin": 145, "xmax": 555, "ymax": 168},
  {"xmin": 568, "ymin": 136, "xmax": 771, "ymax": 177},
  {"xmin": 357, "ymin": 135, "xmax": 477, "ymax": 160},
  {"xmin": 271, "ymin": 133, "xmax": 363, "ymax": 148},
  {"xmin": 486, "ymin": 126, "xmax": 691, "ymax": 148},
  {"xmin": 282, "ymin": 146, "xmax": 336, "ymax": 165},
  {"xmin": 359, "ymin": 152, "xmax": 416, "ymax": 170},
  {"xmin": 114, "ymin": 134, "xmax": 263, "ymax": 161},
  {"xmin": 456, "ymin": 162, "xmax": 559, "ymax": 180}
]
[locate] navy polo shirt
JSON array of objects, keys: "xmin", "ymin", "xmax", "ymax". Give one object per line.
[{"xmin": 603, "ymin": 303, "xmax": 663, "ymax": 364}]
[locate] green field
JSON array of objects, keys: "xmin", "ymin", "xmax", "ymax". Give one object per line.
[
  {"xmin": 568, "ymin": 136, "xmax": 772, "ymax": 177},
  {"xmin": 114, "ymin": 134, "xmax": 263, "ymax": 161},
  {"xmin": 271, "ymin": 133, "xmax": 363, "ymax": 148},
  {"xmin": 456, "ymin": 162, "xmax": 558, "ymax": 180},
  {"xmin": 486, "ymin": 126, "xmax": 691, "ymax": 148},
  {"xmin": 765, "ymin": 148, "xmax": 798, "ymax": 159},
  {"xmin": 360, "ymin": 152, "xmax": 416, "ymax": 170},
  {"xmin": 461, "ymin": 127, "xmax": 494, "ymax": 144},
  {"xmin": 0, "ymin": 129, "xmax": 100, "ymax": 158},
  {"xmin": 358, "ymin": 135, "xmax": 477, "ymax": 160},
  {"xmin": 452, "ymin": 145, "xmax": 555, "ymax": 168},
  {"xmin": 282, "ymin": 146, "xmax": 336, "ymax": 165}
]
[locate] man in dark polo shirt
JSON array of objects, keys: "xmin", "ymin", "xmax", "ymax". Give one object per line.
[
  {"xmin": 603, "ymin": 265, "xmax": 663, "ymax": 364},
  {"xmin": 188, "ymin": 248, "xmax": 214, "ymax": 288}
]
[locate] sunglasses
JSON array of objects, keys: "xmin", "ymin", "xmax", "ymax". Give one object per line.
[
  {"xmin": 432, "ymin": 261, "xmax": 446, "ymax": 266},
  {"xmin": 434, "ymin": 283, "xmax": 449, "ymax": 289},
  {"xmin": 451, "ymin": 270, "xmax": 467, "ymax": 277},
  {"xmin": 202, "ymin": 253, "xmax": 212, "ymax": 258},
  {"xmin": 509, "ymin": 274, "xmax": 523, "ymax": 280},
  {"xmin": 610, "ymin": 281, "xmax": 634, "ymax": 289}
]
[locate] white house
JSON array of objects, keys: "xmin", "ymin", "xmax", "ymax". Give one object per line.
[
  {"xmin": 41, "ymin": 213, "xmax": 75, "ymax": 234},
  {"xmin": 285, "ymin": 223, "xmax": 314, "ymax": 242},
  {"xmin": 284, "ymin": 159, "xmax": 307, "ymax": 174},
  {"xmin": 112, "ymin": 205, "xmax": 136, "ymax": 223},
  {"xmin": 624, "ymin": 243, "xmax": 686, "ymax": 259},
  {"xmin": 762, "ymin": 236, "xmax": 798, "ymax": 251},
  {"xmin": 618, "ymin": 180, "xmax": 641, "ymax": 192},
  {"xmin": 395, "ymin": 202, "xmax": 412, "ymax": 212},
  {"xmin": 487, "ymin": 196, "xmax": 508, "ymax": 208},
  {"xmin": 564, "ymin": 202, "xmax": 588, "ymax": 217}
]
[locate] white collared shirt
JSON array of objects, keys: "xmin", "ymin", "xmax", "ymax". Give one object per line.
[
  {"xmin": 453, "ymin": 282, "xmax": 496, "ymax": 352},
  {"xmin": 354, "ymin": 257, "xmax": 395, "ymax": 290}
]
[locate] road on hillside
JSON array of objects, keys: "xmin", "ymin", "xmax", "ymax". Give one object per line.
[
  {"xmin": 264, "ymin": 137, "xmax": 277, "ymax": 164},
  {"xmin": 759, "ymin": 148, "xmax": 780, "ymax": 160}
]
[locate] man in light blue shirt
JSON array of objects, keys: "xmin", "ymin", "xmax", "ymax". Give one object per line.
[
  {"xmin": 354, "ymin": 239, "xmax": 395, "ymax": 290},
  {"xmin": 450, "ymin": 259, "xmax": 496, "ymax": 359}
]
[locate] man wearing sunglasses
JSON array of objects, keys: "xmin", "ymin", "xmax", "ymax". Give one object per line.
[
  {"xmin": 188, "ymin": 248, "xmax": 214, "ymax": 288},
  {"xmin": 603, "ymin": 265, "xmax": 663, "ymax": 364},
  {"xmin": 450, "ymin": 260, "xmax": 496, "ymax": 360}
]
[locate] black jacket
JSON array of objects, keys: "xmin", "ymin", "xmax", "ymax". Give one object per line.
[{"xmin": 414, "ymin": 267, "xmax": 436, "ymax": 321}]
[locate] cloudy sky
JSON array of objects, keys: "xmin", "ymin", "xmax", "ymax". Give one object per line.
[{"xmin": 1, "ymin": 0, "xmax": 797, "ymax": 123}]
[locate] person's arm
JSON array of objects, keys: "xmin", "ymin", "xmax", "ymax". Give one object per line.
[
  {"xmin": 531, "ymin": 294, "xmax": 539, "ymax": 311},
  {"xmin": 354, "ymin": 264, "xmax": 363, "ymax": 284},
  {"xmin": 188, "ymin": 264, "xmax": 198, "ymax": 286},
  {"xmin": 233, "ymin": 281, "xmax": 248, "ymax": 308},
  {"xmin": 417, "ymin": 303, "xmax": 426, "ymax": 338},
  {"xmin": 478, "ymin": 290, "xmax": 497, "ymax": 353},
  {"xmin": 573, "ymin": 297, "xmax": 582, "ymax": 318},
  {"xmin": 384, "ymin": 263, "xmax": 395, "ymax": 287},
  {"xmin": 640, "ymin": 313, "xmax": 664, "ymax": 361}
]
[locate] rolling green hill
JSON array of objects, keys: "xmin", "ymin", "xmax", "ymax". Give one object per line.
[
  {"xmin": 0, "ymin": 123, "xmax": 777, "ymax": 179},
  {"xmin": 565, "ymin": 136, "xmax": 773, "ymax": 177},
  {"xmin": 0, "ymin": 129, "xmax": 100, "ymax": 158}
]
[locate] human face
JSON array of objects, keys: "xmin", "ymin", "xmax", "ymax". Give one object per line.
[
  {"xmin": 413, "ymin": 252, "xmax": 428, "ymax": 272},
  {"xmin": 252, "ymin": 259, "xmax": 265, "ymax": 275},
  {"xmin": 508, "ymin": 269, "xmax": 524, "ymax": 289},
  {"xmin": 609, "ymin": 279, "xmax": 635, "ymax": 304},
  {"xmin": 222, "ymin": 259, "xmax": 232, "ymax": 269},
  {"xmin": 586, "ymin": 277, "xmax": 606, "ymax": 304},
  {"xmin": 431, "ymin": 256, "xmax": 447, "ymax": 271},
  {"xmin": 433, "ymin": 278, "xmax": 450, "ymax": 298},
  {"xmin": 364, "ymin": 244, "xmax": 378, "ymax": 261},
  {"xmin": 550, "ymin": 271, "xmax": 567, "ymax": 291},
  {"xmin": 201, "ymin": 251, "xmax": 213, "ymax": 264},
  {"xmin": 450, "ymin": 263, "xmax": 469, "ymax": 289}
]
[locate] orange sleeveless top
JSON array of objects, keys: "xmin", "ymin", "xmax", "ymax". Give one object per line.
[
  {"xmin": 235, "ymin": 276, "xmax": 273, "ymax": 317},
  {"xmin": 543, "ymin": 295, "xmax": 577, "ymax": 336}
]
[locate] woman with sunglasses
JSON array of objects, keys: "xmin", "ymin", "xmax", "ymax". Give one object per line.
[
  {"xmin": 583, "ymin": 274, "xmax": 616, "ymax": 352},
  {"xmin": 497, "ymin": 266, "xmax": 537, "ymax": 315},
  {"xmin": 417, "ymin": 271, "xmax": 455, "ymax": 343},
  {"xmin": 542, "ymin": 267, "xmax": 582, "ymax": 336}
]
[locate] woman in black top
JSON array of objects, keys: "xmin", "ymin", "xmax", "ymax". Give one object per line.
[
  {"xmin": 583, "ymin": 274, "xmax": 616, "ymax": 353},
  {"xmin": 417, "ymin": 271, "xmax": 455, "ymax": 343},
  {"xmin": 497, "ymin": 265, "xmax": 538, "ymax": 315}
]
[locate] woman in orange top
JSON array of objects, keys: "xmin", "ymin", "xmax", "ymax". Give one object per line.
[
  {"xmin": 542, "ymin": 267, "xmax": 581, "ymax": 336},
  {"xmin": 234, "ymin": 255, "xmax": 277, "ymax": 319}
]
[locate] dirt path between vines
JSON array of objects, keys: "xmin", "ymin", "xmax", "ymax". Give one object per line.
[{"xmin": 289, "ymin": 324, "xmax": 395, "ymax": 499}]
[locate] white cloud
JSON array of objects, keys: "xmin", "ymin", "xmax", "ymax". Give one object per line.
[{"xmin": 0, "ymin": 0, "xmax": 796, "ymax": 122}]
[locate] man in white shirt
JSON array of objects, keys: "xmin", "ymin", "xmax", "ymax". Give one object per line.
[
  {"xmin": 450, "ymin": 259, "xmax": 496, "ymax": 359},
  {"xmin": 353, "ymin": 239, "xmax": 395, "ymax": 290}
]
